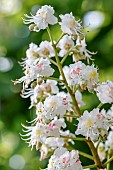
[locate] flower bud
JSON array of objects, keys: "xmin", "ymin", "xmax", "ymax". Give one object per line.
[
  {"xmin": 31, "ymin": 81, "xmax": 37, "ymax": 88},
  {"xmin": 29, "ymin": 24, "xmax": 36, "ymax": 31}
]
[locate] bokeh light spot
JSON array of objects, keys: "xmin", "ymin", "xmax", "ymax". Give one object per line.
[
  {"xmin": 83, "ymin": 11, "xmax": 105, "ymax": 30},
  {"xmin": 31, "ymin": 4, "xmax": 41, "ymax": 15},
  {"xmin": 0, "ymin": 57, "xmax": 13, "ymax": 72},
  {"xmin": 0, "ymin": 0, "xmax": 22, "ymax": 15},
  {"xmin": 15, "ymin": 26, "xmax": 30, "ymax": 38},
  {"xmin": 9, "ymin": 154, "xmax": 25, "ymax": 170}
]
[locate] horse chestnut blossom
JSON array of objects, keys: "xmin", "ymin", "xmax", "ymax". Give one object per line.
[
  {"xmin": 15, "ymin": 4, "xmax": 113, "ymax": 170},
  {"xmin": 26, "ymin": 43, "xmax": 39, "ymax": 61},
  {"xmin": 75, "ymin": 108, "xmax": 109, "ymax": 141},
  {"xmin": 24, "ymin": 5, "xmax": 58, "ymax": 32},
  {"xmin": 57, "ymin": 35, "xmax": 74, "ymax": 57},
  {"xmin": 43, "ymin": 95, "xmax": 69, "ymax": 119},
  {"xmin": 15, "ymin": 57, "xmax": 54, "ymax": 87},
  {"xmin": 38, "ymin": 41, "xmax": 55, "ymax": 58},
  {"xmin": 95, "ymin": 142, "xmax": 106, "ymax": 161},
  {"xmin": 63, "ymin": 61, "xmax": 99, "ymax": 91},
  {"xmin": 59, "ymin": 13, "xmax": 83, "ymax": 36},
  {"xmin": 105, "ymin": 131, "xmax": 113, "ymax": 151},
  {"xmin": 73, "ymin": 36, "xmax": 95, "ymax": 63},
  {"xmin": 21, "ymin": 117, "xmax": 66, "ymax": 150},
  {"xmin": 96, "ymin": 80, "xmax": 113, "ymax": 104},
  {"xmin": 44, "ymin": 147, "xmax": 83, "ymax": 170}
]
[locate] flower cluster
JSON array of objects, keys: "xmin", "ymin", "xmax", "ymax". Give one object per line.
[
  {"xmin": 45, "ymin": 147, "xmax": 83, "ymax": 170},
  {"xmin": 15, "ymin": 5, "xmax": 113, "ymax": 170},
  {"xmin": 63, "ymin": 61, "xmax": 99, "ymax": 91},
  {"xmin": 76, "ymin": 108, "xmax": 111, "ymax": 141}
]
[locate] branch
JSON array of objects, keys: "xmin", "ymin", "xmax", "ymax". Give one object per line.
[
  {"xmin": 46, "ymin": 26, "xmax": 82, "ymax": 117},
  {"xmin": 60, "ymin": 135, "xmax": 86, "ymax": 142},
  {"xmin": 55, "ymin": 33, "xmax": 66, "ymax": 46},
  {"xmin": 97, "ymin": 103, "xmax": 103, "ymax": 109},
  {"xmin": 49, "ymin": 58, "xmax": 58, "ymax": 66},
  {"xmin": 86, "ymin": 138, "xmax": 104, "ymax": 169},
  {"xmin": 83, "ymin": 164, "xmax": 97, "ymax": 169},
  {"xmin": 63, "ymin": 114, "xmax": 79, "ymax": 118},
  {"xmin": 104, "ymin": 149, "xmax": 112, "ymax": 170},
  {"xmin": 61, "ymin": 51, "xmax": 71, "ymax": 64},
  {"xmin": 44, "ymin": 76, "xmax": 64, "ymax": 83},
  {"xmin": 79, "ymin": 151, "xmax": 94, "ymax": 160}
]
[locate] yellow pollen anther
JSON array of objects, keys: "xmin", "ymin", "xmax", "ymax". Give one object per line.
[
  {"xmin": 85, "ymin": 119, "xmax": 94, "ymax": 127},
  {"xmin": 90, "ymin": 71, "xmax": 97, "ymax": 78},
  {"xmin": 36, "ymin": 130, "xmax": 41, "ymax": 136},
  {"xmin": 49, "ymin": 101, "xmax": 56, "ymax": 107}
]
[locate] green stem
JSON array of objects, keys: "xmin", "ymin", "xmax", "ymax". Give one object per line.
[
  {"xmin": 56, "ymin": 33, "xmax": 66, "ymax": 46},
  {"xmin": 47, "ymin": 27, "xmax": 54, "ymax": 45},
  {"xmin": 106, "ymin": 149, "xmax": 111, "ymax": 170},
  {"xmin": 63, "ymin": 114, "xmax": 79, "ymax": 118},
  {"xmin": 104, "ymin": 155, "xmax": 113, "ymax": 167},
  {"xmin": 44, "ymin": 76, "xmax": 64, "ymax": 83},
  {"xmin": 60, "ymin": 135, "xmax": 86, "ymax": 142},
  {"xmin": 47, "ymin": 27, "xmax": 81, "ymax": 117},
  {"xmin": 86, "ymin": 138, "xmax": 103, "ymax": 169},
  {"xmin": 96, "ymin": 137, "xmax": 101, "ymax": 149},
  {"xmin": 97, "ymin": 103, "xmax": 103, "ymax": 109},
  {"xmin": 49, "ymin": 58, "xmax": 58, "ymax": 66},
  {"xmin": 61, "ymin": 51, "xmax": 71, "ymax": 64},
  {"xmin": 83, "ymin": 164, "xmax": 97, "ymax": 169},
  {"xmin": 79, "ymin": 151, "xmax": 94, "ymax": 160}
]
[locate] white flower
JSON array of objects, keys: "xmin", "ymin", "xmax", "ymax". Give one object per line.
[
  {"xmin": 35, "ymin": 102, "xmax": 46, "ymax": 122},
  {"xmin": 22, "ymin": 79, "xmax": 59, "ymax": 100},
  {"xmin": 75, "ymin": 90, "xmax": 85, "ymax": 107},
  {"xmin": 40, "ymin": 144, "xmax": 49, "ymax": 160},
  {"xmin": 26, "ymin": 43, "xmax": 39, "ymax": 60},
  {"xmin": 69, "ymin": 61, "xmax": 86, "ymax": 85},
  {"xmin": 57, "ymin": 92, "xmax": 71, "ymax": 111},
  {"xmin": 45, "ymin": 137, "xmax": 64, "ymax": 148},
  {"xmin": 31, "ymin": 84, "xmax": 44, "ymax": 104},
  {"xmin": 21, "ymin": 80, "xmax": 59, "ymax": 108},
  {"xmin": 59, "ymin": 13, "xmax": 83, "ymax": 36},
  {"xmin": 73, "ymin": 37, "xmax": 94, "ymax": 62},
  {"xmin": 57, "ymin": 91, "xmax": 85, "ymax": 110},
  {"xmin": 57, "ymin": 35, "xmax": 74, "ymax": 57},
  {"xmin": 43, "ymin": 80, "xmax": 59, "ymax": 94},
  {"xmin": 32, "ymin": 58, "xmax": 54, "ymax": 77},
  {"xmin": 44, "ymin": 95, "xmax": 67, "ymax": 119},
  {"xmin": 96, "ymin": 80, "xmax": 113, "ymax": 104},
  {"xmin": 21, "ymin": 117, "xmax": 66, "ymax": 150},
  {"xmin": 21, "ymin": 84, "xmax": 43, "ymax": 99},
  {"xmin": 15, "ymin": 58, "xmax": 54, "ymax": 87},
  {"xmin": 80, "ymin": 64, "xmax": 99, "ymax": 91},
  {"xmin": 63, "ymin": 66, "xmax": 75, "ymax": 86},
  {"xmin": 63, "ymin": 62, "xmax": 98, "ymax": 91},
  {"xmin": 105, "ymin": 130, "xmax": 113, "ymax": 151},
  {"xmin": 76, "ymin": 108, "xmax": 109, "ymax": 141},
  {"xmin": 96, "ymin": 142, "xmax": 106, "ymax": 161},
  {"xmin": 38, "ymin": 41, "xmax": 55, "ymax": 58},
  {"xmin": 19, "ymin": 43, "xmax": 39, "ymax": 70},
  {"xmin": 107, "ymin": 105, "xmax": 113, "ymax": 127},
  {"xmin": 45, "ymin": 147, "xmax": 83, "ymax": 170},
  {"xmin": 24, "ymin": 5, "xmax": 58, "ymax": 32},
  {"xmin": 21, "ymin": 123, "xmax": 43, "ymax": 150},
  {"xmin": 60, "ymin": 130, "xmax": 76, "ymax": 145}
]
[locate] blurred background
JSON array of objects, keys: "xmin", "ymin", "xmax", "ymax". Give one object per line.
[{"xmin": 0, "ymin": 0, "xmax": 113, "ymax": 169}]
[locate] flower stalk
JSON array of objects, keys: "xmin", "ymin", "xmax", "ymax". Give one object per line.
[
  {"xmin": 47, "ymin": 27, "xmax": 82, "ymax": 116},
  {"xmin": 86, "ymin": 138, "xmax": 104, "ymax": 169},
  {"xmin": 15, "ymin": 4, "xmax": 113, "ymax": 170}
]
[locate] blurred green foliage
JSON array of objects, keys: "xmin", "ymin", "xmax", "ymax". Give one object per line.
[{"xmin": 0, "ymin": 0, "xmax": 113, "ymax": 169}]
